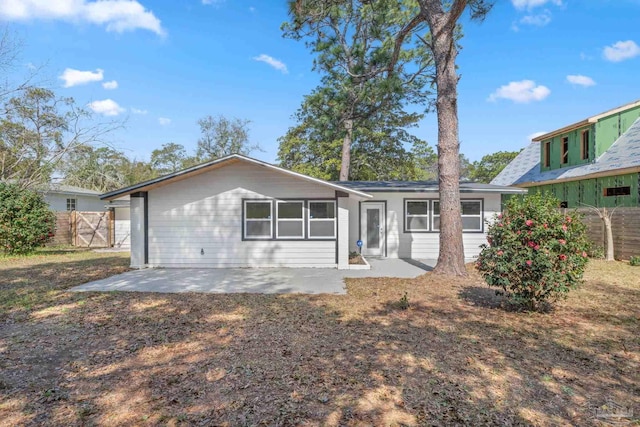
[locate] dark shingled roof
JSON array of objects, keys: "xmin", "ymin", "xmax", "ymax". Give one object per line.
[{"xmin": 333, "ymin": 181, "xmax": 527, "ymax": 193}]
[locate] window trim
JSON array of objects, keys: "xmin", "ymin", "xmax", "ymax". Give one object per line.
[
  {"xmin": 544, "ymin": 141, "xmax": 551, "ymax": 168},
  {"xmin": 243, "ymin": 200, "xmax": 273, "ymax": 240},
  {"xmin": 404, "ymin": 199, "xmax": 430, "ymax": 232},
  {"xmin": 275, "ymin": 200, "xmax": 305, "ymax": 239},
  {"xmin": 581, "ymin": 130, "xmax": 589, "ymax": 161},
  {"xmin": 66, "ymin": 198, "xmax": 76, "ymax": 211},
  {"xmin": 561, "ymin": 136, "xmax": 569, "ymax": 165},
  {"xmin": 604, "ymin": 186, "xmax": 631, "ymax": 197},
  {"xmin": 308, "ymin": 200, "xmax": 337, "ymax": 239},
  {"xmin": 431, "ymin": 199, "xmax": 484, "ymax": 234}
]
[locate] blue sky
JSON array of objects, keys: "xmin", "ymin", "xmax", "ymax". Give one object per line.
[{"xmin": 1, "ymin": 0, "xmax": 639, "ymax": 163}]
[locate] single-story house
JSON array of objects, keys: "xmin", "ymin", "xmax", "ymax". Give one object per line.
[
  {"xmin": 101, "ymin": 154, "xmax": 526, "ymax": 269},
  {"xmin": 44, "ymin": 184, "xmax": 105, "ymax": 212}
]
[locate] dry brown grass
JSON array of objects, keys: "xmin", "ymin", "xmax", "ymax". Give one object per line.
[{"xmin": 0, "ymin": 254, "xmax": 638, "ymax": 426}]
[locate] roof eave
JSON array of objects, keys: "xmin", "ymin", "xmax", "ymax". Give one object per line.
[
  {"xmin": 515, "ymin": 165, "xmax": 640, "ymax": 187},
  {"xmin": 100, "ymin": 154, "xmax": 372, "ymax": 200}
]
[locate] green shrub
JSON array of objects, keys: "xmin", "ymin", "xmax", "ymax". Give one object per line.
[
  {"xmin": 629, "ymin": 256, "xmax": 640, "ymax": 266},
  {"xmin": 0, "ymin": 183, "xmax": 56, "ymax": 254},
  {"xmin": 586, "ymin": 245, "xmax": 605, "ymax": 259},
  {"xmin": 475, "ymin": 193, "xmax": 590, "ymax": 311}
]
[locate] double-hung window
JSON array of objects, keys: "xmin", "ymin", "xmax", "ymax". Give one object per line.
[
  {"xmin": 405, "ymin": 200, "xmax": 429, "ymax": 232},
  {"xmin": 308, "ymin": 201, "xmax": 336, "ymax": 239},
  {"xmin": 244, "ymin": 200, "xmax": 272, "ymax": 239},
  {"xmin": 66, "ymin": 198, "xmax": 76, "ymax": 211},
  {"xmin": 276, "ymin": 201, "xmax": 304, "ymax": 238},
  {"xmin": 432, "ymin": 200, "xmax": 483, "ymax": 232}
]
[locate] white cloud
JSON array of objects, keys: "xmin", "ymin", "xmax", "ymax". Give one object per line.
[
  {"xmin": 131, "ymin": 108, "xmax": 148, "ymax": 115},
  {"xmin": 488, "ymin": 80, "xmax": 551, "ymax": 103},
  {"xmin": 249, "ymin": 6, "xmax": 255, "ymax": 12},
  {"xmin": 566, "ymin": 74, "xmax": 596, "ymax": 87},
  {"xmin": 88, "ymin": 99, "xmax": 125, "ymax": 116},
  {"xmin": 519, "ymin": 10, "xmax": 551, "ymax": 26},
  {"xmin": 528, "ymin": 131, "xmax": 547, "ymax": 141},
  {"xmin": 603, "ymin": 40, "xmax": 640, "ymax": 62},
  {"xmin": 511, "ymin": 0, "xmax": 561, "ymax": 10},
  {"xmin": 158, "ymin": 117, "xmax": 171, "ymax": 126},
  {"xmin": 0, "ymin": 0, "xmax": 164, "ymax": 36},
  {"xmin": 102, "ymin": 80, "xmax": 118, "ymax": 90},
  {"xmin": 59, "ymin": 68, "xmax": 104, "ymax": 88},
  {"xmin": 202, "ymin": 0, "xmax": 224, "ymax": 5},
  {"xmin": 253, "ymin": 54, "xmax": 288, "ymax": 74}
]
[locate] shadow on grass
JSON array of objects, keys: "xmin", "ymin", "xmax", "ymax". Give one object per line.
[{"xmin": 1, "ymin": 277, "xmax": 637, "ymax": 425}]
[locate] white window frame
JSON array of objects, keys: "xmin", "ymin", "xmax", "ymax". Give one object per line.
[
  {"xmin": 66, "ymin": 198, "xmax": 76, "ymax": 211},
  {"xmin": 275, "ymin": 200, "xmax": 305, "ymax": 239},
  {"xmin": 432, "ymin": 199, "xmax": 483, "ymax": 232},
  {"xmin": 404, "ymin": 199, "xmax": 430, "ymax": 232},
  {"xmin": 308, "ymin": 200, "xmax": 336, "ymax": 239},
  {"xmin": 243, "ymin": 200, "xmax": 273, "ymax": 240}
]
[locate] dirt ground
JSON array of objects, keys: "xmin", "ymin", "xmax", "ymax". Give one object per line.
[{"xmin": 0, "ymin": 250, "xmax": 638, "ymax": 426}]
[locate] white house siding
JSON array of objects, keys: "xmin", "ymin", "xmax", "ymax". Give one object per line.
[
  {"xmin": 348, "ymin": 192, "xmax": 501, "ymax": 260},
  {"xmin": 146, "ymin": 162, "xmax": 340, "ymax": 268},
  {"xmin": 114, "ymin": 207, "xmax": 131, "ymax": 248},
  {"xmin": 44, "ymin": 193, "xmax": 105, "ymax": 212}
]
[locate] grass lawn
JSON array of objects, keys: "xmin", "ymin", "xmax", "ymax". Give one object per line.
[{"xmin": 0, "ymin": 250, "xmax": 638, "ymax": 426}]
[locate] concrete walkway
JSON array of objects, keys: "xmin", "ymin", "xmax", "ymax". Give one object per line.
[{"xmin": 71, "ymin": 258, "xmax": 434, "ymax": 295}]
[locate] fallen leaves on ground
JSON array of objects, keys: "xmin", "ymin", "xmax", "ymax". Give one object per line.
[{"xmin": 0, "ymin": 252, "xmax": 638, "ymax": 426}]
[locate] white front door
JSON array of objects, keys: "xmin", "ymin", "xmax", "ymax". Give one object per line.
[{"xmin": 361, "ymin": 202, "xmax": 386, "ymax": 257}]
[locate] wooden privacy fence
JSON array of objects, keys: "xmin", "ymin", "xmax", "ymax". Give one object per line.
[
  {"xmin": 53, "ymin": 211, "xmax": 115, "ymax": 248},
  {"xmin": 573, "ymin": 207, "xmax": 640, "ymax": 260}
]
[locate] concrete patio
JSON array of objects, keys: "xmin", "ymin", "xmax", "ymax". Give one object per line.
[{"xmin": 71, "ymin": 258, "xmax": 434, "ymax": 295}]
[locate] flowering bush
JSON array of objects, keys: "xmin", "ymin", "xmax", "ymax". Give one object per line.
[
  {"xmin": 0, "ymin": 183, "xmax": 56, "ymax": 254},
  {"xmin": 475, "ymin": 193, "xmax": 590, "ymax": 310}
]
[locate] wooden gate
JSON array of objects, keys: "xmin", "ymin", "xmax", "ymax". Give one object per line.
[{"xmin": 71, "ymin": 211, "xmax": 113, "ymax": 248}]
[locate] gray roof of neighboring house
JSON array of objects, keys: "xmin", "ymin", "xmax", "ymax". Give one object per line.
[
  {"xmin": 47, "ymin": 184, "xmax": 102, "ymax": 196},
  {"xmin": 334, "ymin": 181, "xmax": 527, "ymax": 194},
  {"xmin": 492, "ymin": 117, "xmax": 640, "ymax": 186}
]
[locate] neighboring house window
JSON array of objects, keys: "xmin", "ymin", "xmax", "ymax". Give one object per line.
[
  {"xmin": 561, "ymin": 137, "xmax": 569, "ymax": 164},
  {"xmin": 605, "ymin": 186, "xmax": 631, "ymax": 197},
  {"xmin": 308, "ymin": 201, "xmax": 336, "ymax": 238},
  {"xmin": 432, "ymin": 200, "xmax": 483, "ymax": 232},
  {"xmin": 244, "ymin": 200, "xmax": 272, "ymax": 239},
  {"xmin": 66, "ymin": 198, "xmax": 76, "ymax": 211},
  {"xmin": 405, "ymin": 200, "xmax": 429, "ymax": 232},
  {"xmin": 544, "ymin": 141, "xmax": 551, "ymax": 167},
  {"xmin": 276, "ymin": 201, "xmax": 304, "ymax": 239},
  {"xmin": 581, "ymin": 130, "xmax": 589, "ymax": 160}
]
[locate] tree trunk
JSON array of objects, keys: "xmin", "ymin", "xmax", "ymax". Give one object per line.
[
  {"xmin": 430, "ymin": 15, "xmax": 466, "ymax": 276},
  {"xmin": 339, "ymin": 119, "xmax": 353, "ymax": 181},
  {"xmin": 603, "ymin": 210, "xmax": 614, "ymax": 261}
]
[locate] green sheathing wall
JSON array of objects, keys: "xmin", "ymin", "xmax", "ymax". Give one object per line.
[
  {"xmin": 526, "ymin": 172, "xmax": 639, "ymax": 208},
  {"xmin": 540, "ymin": 124, "xmax": 594, "ymax": 172},
  {"xmin": 595, "ymin": 105, "xmax": 640, "ymax": 157}
]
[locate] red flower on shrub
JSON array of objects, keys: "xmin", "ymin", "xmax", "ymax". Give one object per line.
[
  {"xmin": 582, "ymin": 251, "xmax": 588, "ymax": 258},
  {"xmin": 525, "ymin": 219, "xmax": 534, "ymax": 226},
  {"xmin": 534, "ymin": 244, "xmax": 540, "ymax": 251},
  {"xmin": 566, "ymin": 216, "xmax": 572, "ymax": 223},
  {"xmin": 526, "ymin": 260, "xmax": 532, "ymax": 266},
  {"xmin": 558, "ymin": 239, "xmax": 566, "ymax": 245},
  {"xmin": 562, "ymin": 224, "xmax": 568, "ymax": 231},
  {"xmin": 559, "ymin": 254, "xmax": 567, "ymax": 261},
  {"xmin": 497, "ymin": 250, "xmax": 504, "ymax": 256}
]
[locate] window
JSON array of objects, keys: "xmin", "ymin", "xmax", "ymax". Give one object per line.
[
  {"xmin": 308, "ymin": 201, "xmax": 336, "ymax": 238},
  {"xmin": 405, "ymin": 200, "xmax": 429, "ymax": 231},
  {"xmin": 276, "ymin": 201, "xmax": 304, "ymax": 239},
  {"xmin": 544, "ymin": 141, "xmax": 551, "ymax": 167},
  {"xmin": 244, "ymin": 200, "xmax": 272, "ymax": 239},
  {"xmin": 561, "ymin": 137, "xmax": 569, "ymax": 164},
  {"xmin": 605, "ymin": 186, "xmax": 631, "ymax": 197},
  {"xmin": 581, "ymin": 130, "xmax": 589, "ymax": 160},
  {"xmin": 66, "ymin": 198, "xmax": 76, "ymax": 211},
  {"xmin": 433, "ymin": 200, "xmax": 483, "ymax": 232}
]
